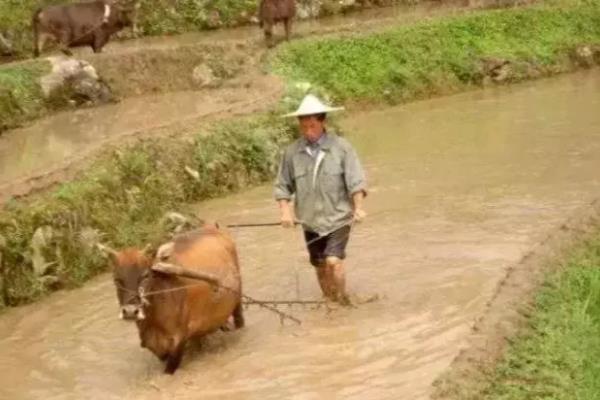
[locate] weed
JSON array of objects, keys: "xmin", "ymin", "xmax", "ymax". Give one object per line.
[
  {"xmin": 273, "ymin": 3, "xmax": 600, "ymax": 103},
  {"xmin": 484, "ymin": 236, "xmax": 600, "ymax": 400}
]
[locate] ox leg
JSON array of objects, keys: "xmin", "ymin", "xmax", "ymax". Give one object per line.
[
  {"xmin": 164, "ymin": 341, "xmax": 185, "ymax": 374},
  {"xmin": 264, "ymin": 22, "xmax": 274, "ymax": 48},
  {"xmin": 35, "ymin": 33, "xmax": 51, "ymax": 58},
  {"xmin": 284, "ymin": 18, "xmax": 293, "ymax": 42},
  {"xmin": 92, "ymin": 31, "xmax": 108, "ymax": 53},
  {"xmin": 58, "ymin": 30, "xmax": 73, "ymax": 56},
  {"xmin": 233, "ymin": 301, "xmax": 245, "ymax": 329}
]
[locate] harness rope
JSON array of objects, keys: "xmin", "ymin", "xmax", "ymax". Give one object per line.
[
  {"xmin": 112, "ymin": 210, "xmax": 394, "ymax": 326},
  {"xmin": 115, "ymin": 277, "xmax": 308, "ymax": 325}
]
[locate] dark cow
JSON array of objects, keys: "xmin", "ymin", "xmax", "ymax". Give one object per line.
[
  {"xmin": 100, "ymin": 224, "xmax": 244, "ymax": 374},
  {"xmin": 32, "ymin": 0, "xmax": 135, "ymax": 57},
  {"xmin": 258, "ymin": 0, "xmax": 296, "ymax": 47}
]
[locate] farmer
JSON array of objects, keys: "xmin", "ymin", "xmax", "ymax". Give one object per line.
[{"xmin": 274, "ymin": 94, "xmax": 367, "ymax": 304}]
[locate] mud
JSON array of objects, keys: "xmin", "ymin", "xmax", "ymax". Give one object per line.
[{"xmin": 0, "ymin": 70, "xmax": 598, "ymax": 400}]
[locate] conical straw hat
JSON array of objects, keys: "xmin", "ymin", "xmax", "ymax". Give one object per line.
[{"xmin": 283, "ymin": 94, "xmax": 344, "ymax": 117}]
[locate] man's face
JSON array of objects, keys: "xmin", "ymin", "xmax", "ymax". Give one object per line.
[{"xmin": 299, "ymin": 115, "xmax": 325, "ymax": 143}]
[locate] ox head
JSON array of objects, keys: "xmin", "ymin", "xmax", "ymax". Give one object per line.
[
  {"xmin": 108, "ymin": 0, "xmax": 139, "ymax": 28},
  {"xmin": 98, "ymin": 244, "xmax": 153, "ymax": 321}
]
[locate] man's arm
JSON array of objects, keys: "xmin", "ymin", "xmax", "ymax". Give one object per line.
[
  {"xmin": 274, "ymin": 149, "xmax": 296, "ymax": 228},
  {"xmin": 278, "ymin": 199, "xmax": 295, "ymax": 228},
  {"xmin": 352, "ymin": 191, "xmax": 366, "ymax": 222},
  {"xmin": 344, "ymin": 146, "xmax": 368, "ymax": 222}
]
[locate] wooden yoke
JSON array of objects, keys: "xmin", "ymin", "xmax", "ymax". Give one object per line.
[{"xmin": 151, "ymin": 263, "xmax": 221, "ymax": 287}]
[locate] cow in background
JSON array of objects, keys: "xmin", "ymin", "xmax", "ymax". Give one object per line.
[
  {"xmin": 32, "ymin": 0, "xmax": 136, "ymax": 57},
  {"xmin": 258, "ymin": 0, "xmax": 296, "ymax": 47}
]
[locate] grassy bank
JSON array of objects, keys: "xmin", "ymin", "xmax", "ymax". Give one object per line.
[
  {"xmin": 0, "ymin": 60, "xmax": 50, "ymax": 132},
  {"xmin": 483, "ymin": 235, "xmax": 600, "ymax": 399},
  {"xmin": 274, "ymin": 2, "xmax": 600, "ymax": 103},
  {"xmin": 0, "ymin": 114, "xmax": 296, "ymax": 307}
]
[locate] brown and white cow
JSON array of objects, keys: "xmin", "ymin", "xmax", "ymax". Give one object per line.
[
  {"xmin": 32, "ymin": 0, "xmax": 136, "ymax": 57},
  {"xmin": 100, "ymin": 224, "xmax": 244, "ymax": 374},
  {"xmin": 258, "ymin": 0, "xmax": 296, "ymax": 47}
]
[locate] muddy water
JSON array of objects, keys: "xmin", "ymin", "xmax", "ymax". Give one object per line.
[
  {"xmin": 0, "ymin": 76, "xmax": 281, "ymax": 192},
  {"xmin": 1, "ymin": 71, "xmax": 599, "ymax": 400}
]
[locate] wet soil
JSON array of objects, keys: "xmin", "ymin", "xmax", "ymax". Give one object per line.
[{"xmin": 0, "ymin": 70, "xmax": 598, "ymax": 400}]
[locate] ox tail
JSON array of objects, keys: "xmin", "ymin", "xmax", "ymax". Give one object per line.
[{"xmin": 32, "ymin": 8, "xmax": 43, "ymax": 57}]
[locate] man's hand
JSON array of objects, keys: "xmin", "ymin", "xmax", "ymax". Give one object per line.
[
  {"xmin": 278, "ymin": 200, "xmax": 295, "ymax": 228},
  {"xmin": 352, "ymin": 191, "xmax": 367, "ymax": 223},
  {"xmin": 353, "ymin": 208, "xmax": 367, "ymax": 223}
]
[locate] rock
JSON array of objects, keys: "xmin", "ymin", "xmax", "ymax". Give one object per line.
[
  {"xmin": 0, "ymin": 32, "xmax": 13, "ymax": 56},
  {"xmin": 40, "ymin": 57, "xmax": 114, "ymax": 106},
  {"xmin": 207, "ymin": 10, "xmax": 223, "ymax": 28},
  {"xmin": 480, "ymin": 57, "xmax": 512, "ymax": 83},
  {"xmin": 571, "ymin": 45, "xmax": 595, "ymax": 68},
  {"xmin": 297, "ymin": 0, "xmax": 322, "ymax": 19},
  {"xmin": 39, "ymin": 275, "xmax": 62, "ymax": 290},
  {"xmin": 192, "ymin": 64, "xmax": 220, "ymax": 88}
]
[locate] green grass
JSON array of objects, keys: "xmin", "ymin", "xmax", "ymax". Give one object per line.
[
  {"xmin": 0, "ymin": 113, "xmax": 296, "ymax": 307},
  {"xmin": 0, "ymin": 60, "xmax": 49, "ymax": 132},
  {"xmin": 274, "ymin": 2, "xmax": 600, "ymax": 103},
  {"xmin": 484, "ymin": 236, "xmax": 600, "ymax": 400}
]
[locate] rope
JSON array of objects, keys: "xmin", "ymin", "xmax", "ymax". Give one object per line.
[
  {"xmin": 62, "ymin": 19, "xmax": 109, "ymax": 50},
  {"xmin": 111, "ymin": 210, "xmax": 392, "ymax": 325},
  {"xmin": 115, "ymin": 274, "xmax": 305, "ymax": 325}
]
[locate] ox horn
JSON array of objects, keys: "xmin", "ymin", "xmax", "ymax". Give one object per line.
[
  {"xmin": 141, "ymin": 243, "xmax": 153, "ymax": 256},
  {"xmin": 156, "ymin": 242, "xmax": 174, "ymax": 262},
  {"xmin": 97, "ymin": 243, "xmax": 119, "ymax": 261}
]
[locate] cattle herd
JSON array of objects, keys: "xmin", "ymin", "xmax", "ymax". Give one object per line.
[
  {"xmin": 32, "ymin": 0, "xmax": 297, "ymax": 57},
  {"xmin": 30, "ymin": 0, "xmax": 300, "ymax": 374}
]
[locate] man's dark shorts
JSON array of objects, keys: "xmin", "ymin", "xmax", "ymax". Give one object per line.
[{"xmin": 304, "ymin": 225, "xmax": 352, "ymax": 267}]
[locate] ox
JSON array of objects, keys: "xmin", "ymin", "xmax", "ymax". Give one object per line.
[
  {"xmin": 258, "ymin": 0, "xmax": 296, "ymax": 47},
  {"xmin": 100, "ymin": 225, "xmax": 244, "ymax": 374},
  {"xmin": 32, "ymin": 0, "xmax": 136, "ymax": 57}
]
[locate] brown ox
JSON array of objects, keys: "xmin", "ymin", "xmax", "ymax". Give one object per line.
[
  {"xmin": 258, "ymin": 0, "xmax": 296, "ymax": 47},
  {"xmin": 32, "ymin": 0, "xmax": 135, "ymax": 57},
  {"xmin": 102, "ymin": 225, "xmax": 244, "ymax": 374}
]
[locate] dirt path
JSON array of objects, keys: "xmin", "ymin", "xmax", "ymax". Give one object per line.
[{"xmin": 0, "ymin": 70, "xmax": 598, "ymax": 400}]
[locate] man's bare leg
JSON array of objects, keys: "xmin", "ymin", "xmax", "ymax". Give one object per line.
[
  {"xmin": 326, "ymin": 256, "xmax": 349, "ymax": 305},
  {"xmin": 316, "ymin": 263, "xmax": 334, "ymax": 299}
]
